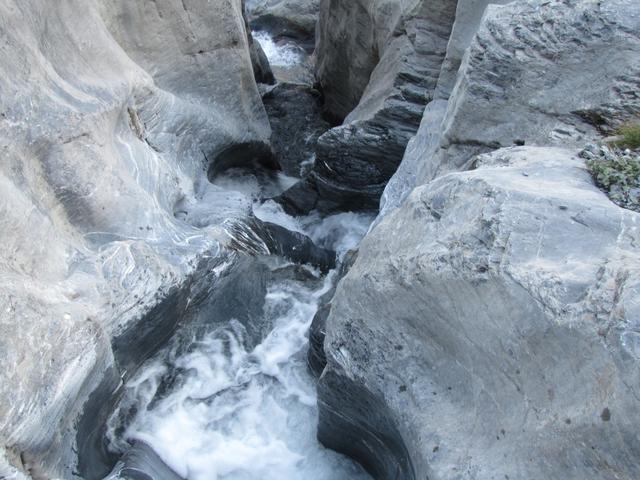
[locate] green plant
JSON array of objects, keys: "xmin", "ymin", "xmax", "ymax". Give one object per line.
[
  {"xmin": 615, "ymin": 124, "xmax": 640, "ymax": 149},
  {"xmin": 587, "ymin": 153, "xmax": 640, "ymax": 212}
]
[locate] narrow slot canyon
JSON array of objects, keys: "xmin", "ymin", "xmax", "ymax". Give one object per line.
[
  {"xmin": 1, "ymin": 1, "xmax": 640, "ymax": 480},
  {"xmin": 100, "ymin": 25, "xmax": 375, "ymax": 480}
]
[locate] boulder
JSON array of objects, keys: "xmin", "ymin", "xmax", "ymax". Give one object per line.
[
  {"xmin": 316, "ymin": 2, "xmax": 640, "ymax": 478},
  {"xmin": 261, "ymin": 83, "xmax": 331, "ymax": 177},
  {"xmin": 224, "ymin": 216, "xmax": 337, "ymax": 273},
  {"xmin": 319, "ymin": 146, "xmax": 640, "ymax": 479}
]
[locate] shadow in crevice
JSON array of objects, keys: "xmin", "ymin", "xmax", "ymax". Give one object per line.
[{"xmin": 207, "ymin": 141, "xmax": 280, "ymax": 183}]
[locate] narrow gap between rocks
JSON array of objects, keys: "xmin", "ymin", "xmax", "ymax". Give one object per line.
[{"xmin": 100, "ymin": 29, "xmax": 376, "ymax": 480}]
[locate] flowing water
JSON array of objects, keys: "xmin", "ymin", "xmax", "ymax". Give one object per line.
[
  {"xmin": 106, "ymin": 200, "xmax": 374, "ymax": 479},
  {"xmin": 106, "ymin": 117, "xmax": 377, "ymax": 480},
  {"xmin": 253, "ymin": 31, "xmax": 304, "ymax": 68},
  {"xmin": 105, "ymin": 30, "xmax": 375, "ymax": 480},
  {"xmin": 253, "ymin": 30, "xmax": 314, "ymax": 84}
]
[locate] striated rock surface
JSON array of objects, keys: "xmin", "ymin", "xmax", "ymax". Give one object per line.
[
  {"xmin": 320, "ymin": 147, "xmax": 640, "ymax": 479},
  {"xmin": 383, "ymin": 0, "xmax": 640, "ymax": 215},
  {"xmin": 278, "ymin": 0, "xmax": 459, "ymax": 213},
  {"xmin": 104, "ymin": 441, "xmax": 183, "ymax": 480},
  {"xmin": 0, "ymin": 0, "xmax": 279, "ymax": 478},
  {"xmin": 317, "ymin": 1, "xmax": 640, "ymax": 479}
]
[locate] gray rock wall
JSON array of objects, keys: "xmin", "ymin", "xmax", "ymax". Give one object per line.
[
  {"xmin": 279, "ymin": 0, "xmax": 460, "ymax": 213},
  {"xmin": 383, "ymin": 0, "xmax": 640, "ymax": 214},
  {"xmin": 321, "ymin": 147, "xmax": 640, "ymax": 479},
  {"xmin": 318, "ymin": 1, "xmax": 640, "ymax": 479},
  {"xmin": 314, "ymin": 0, "xmax": 400, "ymax": 121},
  {"xmin": 434, "ymin": 0, "xmax": 513, "ymax": 99},
  {"xmin": 0, "ymin": 1, "xmax": 270, "ymax": 478}
]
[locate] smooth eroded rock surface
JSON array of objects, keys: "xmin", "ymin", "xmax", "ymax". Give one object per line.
[
  {"xmin": 0, "ymin": 0, "xmax": 273, "ymax": 477},
  {"xmin": 320, "ymin": 147, "xmax": 640, "ymax": 479}
]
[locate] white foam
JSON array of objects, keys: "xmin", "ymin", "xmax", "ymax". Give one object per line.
[
  {"xmin": 301, "ymin": 211, "xmax": 376, "ymax": 258},
  {"xmin": 209, "ymin": 169, "xmax": 263, "ymax": 200},
  {"xmin": 253, "ymin": 31, "xmax": 303, "ymax": 67},
  {"xmin": 253, "ymin": 200, "xmax": 304, "ymax": 233},
  {"xmin": 107, "ymin": 271, "xmax": 371, "ymax": 480}
]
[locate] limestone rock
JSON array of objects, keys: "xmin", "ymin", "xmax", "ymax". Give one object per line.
[
  {"xmin": 383, "ymin": 0, "xmax": 640, "ymax": 215},
  {"xmin": 0, "ymin": 0, "xmax": 271, "ymax": 478},
  {"xmin": 280, "ymin": 0, "xmax": 459, "ymax": 213},
  {"xmin": 320, "ymin": 146, "xmax": 640, "ymax": 479}
]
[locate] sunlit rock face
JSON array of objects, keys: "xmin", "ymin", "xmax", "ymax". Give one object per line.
[
  {"xmin": 315, "ymin": 0, "xmax": 640, "ymax": 479},
  {"xmin": 382, "ymin": 0, "xmax": 640, "ymax": 216},
  {"xmin": 321, "ymin": 147, "xmax": 640, "ymax": 480},
  {"xmin": 0, "ymin": 0, "xmax": 271, "ymax": 477}
]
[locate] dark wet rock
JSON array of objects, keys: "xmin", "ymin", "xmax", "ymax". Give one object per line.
[
  {"xmin": 318, "ymin": 369, "xmax": 415, "ymax": 479},
  {"xmin": 279, "ymin": 0, "xmax": 459, "ymax": 213},
  {"xmin": 262, "ymin": 83, "xmax": 331, "ymax": 177},
  {"xmin": 104, "ymin": 441, "xmax": 183, "ymax": 480},
  {"xmin": 224, "ymin": 216, "xmax": 336, "ymax": 273},
  {"xmin": 307, "ymin": 249, "xmax": 358, "ymax": 377},
  {"xmin": 77, "ymin": 367, "xmax": 123, "ymax": 480},
  {"xmin": 307, "ymin": 303, "xmax": 331, "ymax": 378},
  {"xmin": 261, "ymin": 221, "xmax": 336, "ymax": 272}
]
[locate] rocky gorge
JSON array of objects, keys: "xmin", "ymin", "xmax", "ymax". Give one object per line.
[{"xmin": 1, "ymin": 0, "xmax": 640, "ymax": 479}]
